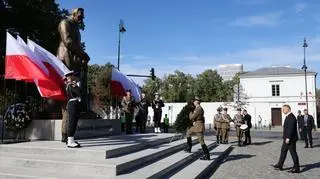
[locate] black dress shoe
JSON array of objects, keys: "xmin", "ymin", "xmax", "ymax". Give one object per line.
[
  {"xmin": 288, "ymin": 168, "xmax": 300, "ymax": 173},
  {"xmin": 304, "ymin": 146, "xmax": 308, "ymax": 148},
  {"xmin": 273, "ymin": 164, "xmax": 283, "ymax": 171},
  {"xmin": 310, "ymin": 145, "xmax": 313, "ymax": 148}
]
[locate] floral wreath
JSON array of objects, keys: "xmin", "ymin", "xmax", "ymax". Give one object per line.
[{"xmin": 4, "ymin": 103, "xmax": 31, "ymax": 131}]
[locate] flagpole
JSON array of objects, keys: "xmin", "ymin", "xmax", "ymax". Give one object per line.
[{"xmin": 2, "ymin": 29, "xmax": 9, "ymax": 143}]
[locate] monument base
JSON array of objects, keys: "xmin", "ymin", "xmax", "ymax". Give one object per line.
[{"xmin": 12, "ymin": 118, "xmax": 121, "ymax": 141}]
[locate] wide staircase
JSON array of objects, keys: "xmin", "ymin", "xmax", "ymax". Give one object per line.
[{"xmin": 0, "ymin": 133, "xmax": 231, "ymax": 179}]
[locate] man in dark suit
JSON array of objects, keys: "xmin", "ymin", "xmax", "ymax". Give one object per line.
[
  {"xmin": 299, "ymin": 109, "xmax": 316, "ymax": 148},
  {"xmin": 274, "ymin": 104, "xmax": 300, "ymax": 173},
  {"xmin": 296, "ymin": 110, "xmax": 304, "ymax": 140},
  {"xmin": 242, "ymin": 110, "xmax": 252, "ymax": 145}
]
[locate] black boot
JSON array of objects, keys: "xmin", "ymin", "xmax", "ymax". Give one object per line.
[
  {"xmin": 220, "ymin": 136, "xmax": 223, "ymax": 143},
  {"xmin": 184, "ymin": 137, "xmax": 192, "ymax": 153},
  {"xmin": 216, "ymin": 136, "xmax": 220, "ymax": 144},
  {"xmin": 238, "ymin": 140, "xmax": 242, "ymax": 147},
  {"xmin": 248, "ymin": 137, "xmax": 251, "ymax": 145},
  {"xmin": 61, "ymin": 133, "xmax": 67, "ymax": 144},
  {"xmin": 200, "ymin": 144, "xmax": 210, "ymax": 160}
]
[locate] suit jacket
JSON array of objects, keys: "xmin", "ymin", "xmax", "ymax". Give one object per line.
[
  {"xmin": 283, "ymin": 113, "xmax": 298, "ymax": 142},
  {"xmin": 243, "ymin": 114, "xmax": 252, "ymax": 129},
  {"xmin": 57, "ymin": 17, "xmax": 84, "ymax": 72},
  {"xmin": 298, "ymin": 115, "xmax": 315, "ymax": 130}
]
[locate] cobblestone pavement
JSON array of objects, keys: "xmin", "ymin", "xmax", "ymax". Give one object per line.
[{"xmin": 210, "ymin": 136, "xmax": 320, "ymax": 179}]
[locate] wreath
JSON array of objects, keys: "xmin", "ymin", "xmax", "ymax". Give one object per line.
[{"xmin": 3, "ymin": 103, "xmax": 31, "ymax": 131}]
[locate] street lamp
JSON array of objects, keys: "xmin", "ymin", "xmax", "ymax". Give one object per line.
[
  {"xmin": 302, "ymin": 38, "xmax": 308, "ymax": 111},
  {"xmin": 117, "ymin": 19, "xmax": 126, "ymax": 71}
]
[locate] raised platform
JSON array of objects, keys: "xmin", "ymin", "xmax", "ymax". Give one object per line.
[
  {"xmin": 1, "ymin": 118, "xmax": 121, "ymax": 141},
  {"xmin": 0, "ymin": 133, "xmax": 231, "ymax": 178}
]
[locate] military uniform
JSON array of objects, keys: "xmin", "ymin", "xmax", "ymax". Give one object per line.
[
  {"xmin": 137, "ymin": 97, "xmax": 149, "ymax": 133},
  {"xmin": 152, "ymin": 99, "xmax": 164, "ymax": 133},
  {"xmin": 121, "ymin": 96, "xmax": 135, "ymax": 134},
  {"xmin": 221, "ymin": 110, "xmax": 231, "ymax": 144},
  {"xmin": 185, "ymin": 97, "xmax": 210, "ymax": 160},
  {"xmin": 65, "ymin": 78, "xmax": 81, "ymax": 148},
  {"xmin": 213, "ymin": 109, "xmax": 222, "ymax": 144},
  {"xmin": 233, "ymin": 112, "xmax": 244, "ymax": 146}
]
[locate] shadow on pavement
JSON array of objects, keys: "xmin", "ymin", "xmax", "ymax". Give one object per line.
[
  {"xmin": 223, "ymin": 154, "xmax": 256, "ymax": 163},
  {"xmin": 300, "ymin": 162, "xmax": 320, "ymax": 173},
  {"xmin": 251, "ymin": 141, "xmax": 273, "ymax": 146}
]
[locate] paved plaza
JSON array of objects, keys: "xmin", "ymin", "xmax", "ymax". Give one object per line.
[{"xmin": 211, "ymin": 136, "xmax": 320, "ymax": 179}]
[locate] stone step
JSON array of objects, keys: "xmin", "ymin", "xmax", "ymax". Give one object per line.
[
  {"xmin": 116, "ymin": 141, "xmax": 217, "ymax": 179},
  {"xmin": 0, "ymin": 138, "xmax": 197, "ymax": 177},
  {"xmin": 0, "ymin": 133, "xmax": 183, "ymax": 159},
  {"xmin": 170, "ymin": 144, "xmax": 232, "ymax": 179},
  {"xmin": 0, "ymin": 165, "xmax": 108, "ymax": 179}
]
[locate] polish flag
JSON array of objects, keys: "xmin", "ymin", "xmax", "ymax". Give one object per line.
[
  {"xmin": 5, "ymin": 32, "xmax": 66, "ymax": 101},
  {"xmin": 5, "ymin": 32, "xmax": 49, "ymax": 81},
  {"xmin": 111, "ymin": 68, "xmax": 141, "ymax": 102}
]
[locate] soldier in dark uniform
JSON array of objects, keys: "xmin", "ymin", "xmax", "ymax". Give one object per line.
[
  {"xmin": 152, "ymin": 93, "xmax": 164, "ymax": 133},
  {"xmin": 65, "ymin": 71, "xmax": 81, "ymax": 148},
  {"xmin": 233, "ymin": 108, "xmax": 244, "ymax": 146},
  {"xmin": 184, "ymin": 96, "xmax": 210, "ymax": 160},
  {"xmin": 121, "ymin": 90, "xmax": 135, "ymax": 134},
  {"xmin": 213, "ymin": 107, "xmax": 222, "ymax": 144},
  {"xmin": 137, "ymin": 92, "xmax": 150, "ymax": 133}
]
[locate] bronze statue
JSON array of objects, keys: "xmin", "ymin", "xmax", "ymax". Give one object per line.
[{"xmin": 57, "ymin": 8, "xmax": 90, "ymax": 143}]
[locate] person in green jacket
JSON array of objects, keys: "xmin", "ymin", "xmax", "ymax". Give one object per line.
[{"xmin": 163, "ymin": 114, "xmax": 169, "ymax": 133}]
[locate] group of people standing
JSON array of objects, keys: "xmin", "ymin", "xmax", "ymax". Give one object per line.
[
  {"xmin": 213, "ymin": 107, "xmax": 252, "ymax": 147},
  {"xmin": 121, "ymin": 90, "xmax": 165, "ymax": 134}
]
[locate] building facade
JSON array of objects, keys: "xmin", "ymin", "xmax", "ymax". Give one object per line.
[
  {"xmin": 217, "ymin": 64, "xmax": 243, "ymax": 81},
  {"xmin": 239, "ymin": 66, "xmax": 317, "ymax": 127}
]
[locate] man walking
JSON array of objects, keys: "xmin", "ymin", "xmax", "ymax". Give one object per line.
[
  {"xmin": 242, "ymin": 109, "xmax": 252, "ymax": 145},
  {"xmin": 184, "ymin": 96, "xmax": 210, "ymax": 160},
  {"xmin": 274, "ymin": 104, "xmax": 300, "ymax": 173},
  {"xmin": 299, "ymin": 109, "xmax": 316, "ymax": 148}
]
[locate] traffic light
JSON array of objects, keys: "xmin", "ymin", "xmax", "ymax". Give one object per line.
[{"xmin": 150, "ymin": 68, "xmax": 155, "ymax": 80}]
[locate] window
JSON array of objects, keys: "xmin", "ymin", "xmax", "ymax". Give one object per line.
[{"xmin": 272, "ymin": 84, "xmax": 280, "ymax": 96}]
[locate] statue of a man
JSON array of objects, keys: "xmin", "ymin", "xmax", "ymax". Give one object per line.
[{"xmin": 57, "ymin": 8, "xmax": 90, "ymax": 143}]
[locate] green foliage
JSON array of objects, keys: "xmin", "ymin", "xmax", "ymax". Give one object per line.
[
  {"xmin": 173, "ymin": 102, "xmax": 194, "ymax": 133},
  {"xmin": 162, "ymin": 70, "xmax": 195, "ymax": 102},
  {"xmin": 142, "ymin": 77, "xmax": 163, "ymax": 101},
  {"xmin": 194, "ymin": 69, "xmax": 225, "ymax": 102}
]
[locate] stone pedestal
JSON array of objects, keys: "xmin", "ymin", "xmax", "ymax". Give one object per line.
[{"xmin": 19, "ymin": 118, "xmax": 121, "ymax": 140}]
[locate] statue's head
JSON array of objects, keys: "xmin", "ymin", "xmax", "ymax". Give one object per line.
[{"xmin": 71, "ymin": 8, "xmax": 84, "ymax": 24}]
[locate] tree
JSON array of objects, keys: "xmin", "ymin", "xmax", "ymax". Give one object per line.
[
  {"xmin": 194, "ymin": 69, "xmax": 225, "ymax": 102},
  {"xmin": 142, "ymin": 77, "xmax": 163, "ymax": 101},
  {"xmin": 162, "ymin": 70, "xmax": 195, "ymax": 102},
  {"xmin": 0, "ymin": 0, "xmax": 71, "ymax": 118}
]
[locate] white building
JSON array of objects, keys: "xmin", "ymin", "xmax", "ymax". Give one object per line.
[
  {"xmin": 217, "ymin": 64, "xmax": 243, "ymax": 81},
  {"xmin": 239, "ymin": 66, "xmax": 317, "ymax": 127}
]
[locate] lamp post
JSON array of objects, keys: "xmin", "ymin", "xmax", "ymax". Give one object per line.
[
  {"xmin": 117, "ymin": 19, "xmax": 126, "ymax": 71},
  {"xmin": 302, "ymin": 38, "xmax": 308, "ymax": 111}
]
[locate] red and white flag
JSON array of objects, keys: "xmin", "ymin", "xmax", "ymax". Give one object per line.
[
  {"xmin": 5, "ymin": 32, "xmax": 67, "ymax": 101},
  {"xmin": 5, "ymin": 32, "xmax": 49, "ymax": 82},
  {"xmin": 111, "ymin": 68, "xmax": 141, "ymax": 102}
]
